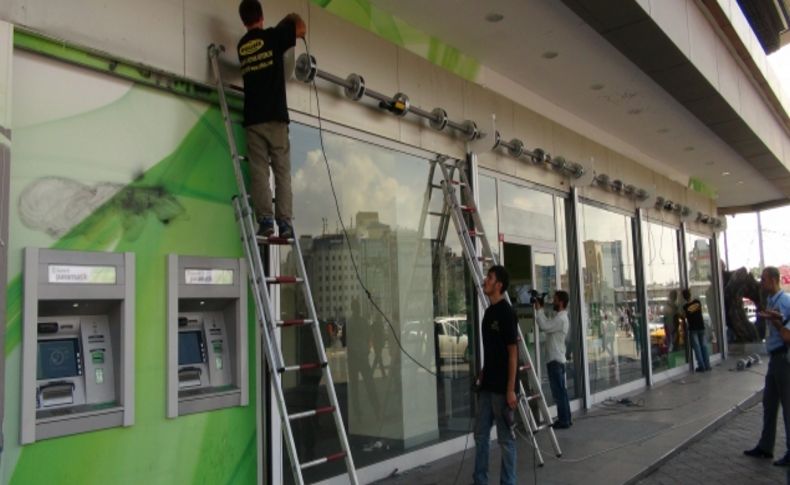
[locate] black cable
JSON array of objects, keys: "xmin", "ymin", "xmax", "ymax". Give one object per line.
[
  {"xmin": 451, "ymin": 414, "xmax": 474, "ymax": 485},
  {"xmin": 300, "ymin": 38, "xmax": 477, "ymax": 483},
  {"xmin": 300, "ymin": 38, "xmax": 443, "ymax": 379}
]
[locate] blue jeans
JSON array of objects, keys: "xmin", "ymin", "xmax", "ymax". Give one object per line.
[
  {"xmin": 547, "ymin": 360, "xmax": 572, "ymax": 425},
  {"xmin": 474, "ymin": 391, "xmax": 516, "ymax": 485},
  {"xmin": 690, "ymin": 330, "xmax": 710, "ymax": 370}
]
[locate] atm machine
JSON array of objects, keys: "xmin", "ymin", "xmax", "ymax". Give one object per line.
[
  {"xmin": 21, "ymin": 248, "xmax": 134, "ymax": 444},
  {"xmin": 167, "ymin": 255, "xmax": 247, "ymax": 417}
]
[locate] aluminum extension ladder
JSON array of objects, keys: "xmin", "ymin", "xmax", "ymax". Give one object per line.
[
  {"xmin": 208, "ymin": 44, "xmax": 359, "ymax": 485},
  {"xmin": 427, "ymin": 155, "xmax": 562, "ymax": 466}
]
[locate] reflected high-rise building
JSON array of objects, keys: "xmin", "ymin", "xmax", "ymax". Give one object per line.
[
  {"xmin": 583, "ymin": 240, "xmax": 625, "ymax": 301},
  {"xmin": 688, "ymin": 239, "xmax": 712, "ymax": 282}
]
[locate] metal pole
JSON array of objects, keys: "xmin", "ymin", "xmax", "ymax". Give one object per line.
[
  {"xmin": 757, "ymin": 211, "xmax": 765, "ymax": 270},
  {"xmin": 569, "ymin": 187, "xmax": 592, "ymax": 408}
]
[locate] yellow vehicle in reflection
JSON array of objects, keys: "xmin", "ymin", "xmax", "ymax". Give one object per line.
[{"xmin": 649, "ymin": 322, "xmax": 666, "ymax": 350}]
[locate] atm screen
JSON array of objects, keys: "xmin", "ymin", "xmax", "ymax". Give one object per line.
[
  {"xmin": 37, "ymin": 339, "xmax": 80, "ymax": 380},
  {"xmin": 179, "ymin": 330, "xmax": 205, "ymax": 366}
]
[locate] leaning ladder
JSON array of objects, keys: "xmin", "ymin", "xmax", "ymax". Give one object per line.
[
  {"xmin": 208, "ymin": 44, "xmax": 359, "ymax": 485},
  {"xmin": 429, "ymin": 155, "xmax": 562, "ymax": 466}
]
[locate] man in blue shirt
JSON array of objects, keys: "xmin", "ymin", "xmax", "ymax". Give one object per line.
[{"xmin": 744, "ymin": 267, "xmax": 790, "ymax": 466}]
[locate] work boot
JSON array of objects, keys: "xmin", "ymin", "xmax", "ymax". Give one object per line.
[
  {"xmin": 257, "ymin": 217, "xmax": 275, "ymax": 237},
  {"xmin": 277, "ymin": 218, "xmax": 294, "ymax": 239}
]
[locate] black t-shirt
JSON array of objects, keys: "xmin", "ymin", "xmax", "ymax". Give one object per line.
[
  {"xmin": 237, "ymin": 20, "xmax": 296, "ymax": 126},
  {"xmin": 684, "ymin": 299, "xmax": 706, "ymax": 331},
  {"xmin": 481, "ymin": 299, "xmax": 519, "ymax": 394}
]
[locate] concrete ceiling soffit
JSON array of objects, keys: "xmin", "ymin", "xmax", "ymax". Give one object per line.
[{"xmin": 560, "ymin": 0, "xmax": 790, "ymax": 210}]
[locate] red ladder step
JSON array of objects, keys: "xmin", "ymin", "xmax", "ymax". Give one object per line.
[
  {"xmin": 278, "ymin": 362, "xmax": 326, "ymax": 373},
  {"xmin": 276, "ymin": 318, "xmax": 313, "ymax": 328},
  {"xmin": 256, "ymin": 235, "xmax": 294, "ymax": 245},
  {"xmin": 265, "ymin": 276, "xmax": 303, "ymax": 284},
  {"xmin": 288, "ymin": 406, "xmax": 335, "ymax": 421},
  {"xmin": 300, "ymin": 451, "xmax": 347, "ymax": 470}
]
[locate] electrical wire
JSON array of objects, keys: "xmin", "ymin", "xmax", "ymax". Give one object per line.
[
  {"xmin": 300, "ymin": 37, "xmax": 444, "ymax": 380},
  {"xmin": 301, "ymin": 37, "xmax": 481, "ymax": 484}
]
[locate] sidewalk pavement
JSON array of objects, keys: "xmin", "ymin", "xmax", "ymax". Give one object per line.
[
  {"xmin": 373, "ymin": 356, "xmax": 767, "ymax": 485},
  {"xmin": 636, "ymin": 396, "xmax": 787, "ymax": 485}
]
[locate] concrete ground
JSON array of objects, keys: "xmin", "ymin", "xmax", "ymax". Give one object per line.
[
  {"xmin": 636, "ymin": 396, "xmax": 787, "ymax": 485},
  {"xmin": 372, "ymin": 355, "xmax": 768, "ymax": 485}
]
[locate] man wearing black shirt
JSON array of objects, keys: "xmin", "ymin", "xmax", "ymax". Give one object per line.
[
  {"xmin": 683, "ymin": 289, "xmax": 711, "ymax": 372},
  {"xmin": 237, "ymin": 0, "xmax": 306, "ymax": 238},
  {"xmin": 474, "ymin": 265, "xmax": 518, "ymax": 485}
]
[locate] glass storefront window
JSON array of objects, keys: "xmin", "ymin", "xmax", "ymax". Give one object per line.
[
  {"xmin": 478, "ymin": 174, "xmax": 499, "ymax": 261},
  {"xmin": 491, "ymin": 179, "xmax": 579, "ymax": 405},
  {"xmin": 686, "ymin": 234, "xmax": 721, "ymax": 355},
  {"xmin": 499, "ymin": 180, "xmax": 555, "ymax": 241},
  {"xmin": 580, "ymin": 203, "xmax": 642, "ymax": 394},
  {"xmin": 277, "ymin": 124, "xmax": 473, "ymax": 483},
  {"xmin": 642, "ymin": 220, "xmax": 685, "ymax": 373}
]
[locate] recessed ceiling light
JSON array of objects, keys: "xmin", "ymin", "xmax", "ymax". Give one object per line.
[
  {"xmin": 657, "ymin": 128, "xmax": 669, "ymax": 134},
  {"xmin": 736, "ymin": 180, "xmax": 744, "ymax": 185},
  {"xmin": 485, "ymin": 12, "xmax": 504, "ymax": 22},
  {"xmin": 542, "ymin": 51, "xmax": 559, "ymax": 60},
  {"xmin": 590, "ymin": 83, "xmax": 604, "ymax": 91},
  {"xmin": 628, "ymin": 108, "xmax": 642, "ymax": 115},
  {"xmin": 722, "ymin": 171, "xmax": 731, "ymax": 176},
  {"xmin": 684, "ymin": 146, "xmax": 694, "ymax": 152}
]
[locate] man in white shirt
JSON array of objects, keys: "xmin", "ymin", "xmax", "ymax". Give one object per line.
[{"xmin": 535, "ymin": 290, "xmax": 572, "ymax": 429}]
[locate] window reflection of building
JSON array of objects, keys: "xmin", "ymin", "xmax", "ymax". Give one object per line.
[
  {"xmin": 642, "ymin": 221, "xmax": 684, "ymax": 373},
  {"xmin": 686, "ymin": 235, "xmax": 720, "ymax": 355},
  {"xmin": 689, "ymin": 239, "xmax": 712, "ymax": 282},
  {"xmin": 282, "ymin": 124, "xmax": 473, "ymax": 484},
  {"xmin": 581, "ymin": 204, "xmax": 642, "ymax": 395}
]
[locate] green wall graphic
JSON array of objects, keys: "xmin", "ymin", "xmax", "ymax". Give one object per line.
[
  {"xmin": 5, "ymin": 52, "xmax": 258, "ymax": 485},
  {"xmin": 311, "ymin": 0, "xmax": 480, "ymax": 81}
]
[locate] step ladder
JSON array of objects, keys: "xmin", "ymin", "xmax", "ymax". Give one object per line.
[
  {"xmin": 208, "ymin": 44, "xmax": 359, "ymax": 485},
  {"xmin": 428, "ymin": 155, "xmax": 562, "ymax": 465}
]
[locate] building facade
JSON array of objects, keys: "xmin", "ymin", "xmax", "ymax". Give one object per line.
[{"xmin": 1, "ymin": 0, "xmax": 789, "ymax": 484}]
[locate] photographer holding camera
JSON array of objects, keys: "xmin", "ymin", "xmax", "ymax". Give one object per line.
[{"xmin": 535, "ymin": 290, "xmax": 572, "ymax": 429}]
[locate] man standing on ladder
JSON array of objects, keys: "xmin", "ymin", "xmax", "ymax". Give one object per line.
[
  {"xmin": 474, "ymin": 265, "xmax": 519, "ymax": 485},
  {"xmin": 535, "ymin": 290, "xmax": 573, "ymax": 429},
  {"xmin": 237, "ymin": 0, "xmax": 306, "ymax": 238}
]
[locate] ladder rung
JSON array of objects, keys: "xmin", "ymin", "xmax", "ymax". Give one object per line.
[
  {"xmin": 519, "ymin": 364, "xmax": 531, "ymax": 372},
  {"xmin": 526, "ymin": 393, "xmax": 541, "ymax": 401},
  {"xmin": 266, "ymin": 276, "xmax": 303, "ymax": 284},
  {"xmin": 288, "ymin": 406, "xmax": 335, "ymax": 421},
  {"xmin": 300, "ymin": 451, "xmax": 347, "ymax": 470},
  {"xmin": 278, "ymin": 362, "xmax": 326, "ymax": 373},
  {"xmin": 257, "ymin": 236, "xmax": 294, "ymax": 245},
  {"xmin": 276, "ymin": 318, "xmax": 313, "ymax": 328},
  {"xmin": 431, "ymin": 183, "xmax": 443, "ymax": 189},
  {"xmin": 468, "ymin": 230, "xmax": 484, "ymax": 237},
  {"xmin": 478, "ymin": 256, "xmax": 493, "ymax": 262},
  {"xmin": 460, "ymin": 205, "xmax": 476, "ymax": 213},
  {"xmin": 535, "ymin": 423, "xmax": 551, "ymax": 431},
  {"xmin": 428, "ymin": 211, "xmax": 445, "ymax": 217}
]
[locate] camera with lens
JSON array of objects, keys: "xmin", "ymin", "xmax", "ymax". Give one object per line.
[{"xmin": 528, "ymin": 289, "xmax": 549, "ymax": 306}]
